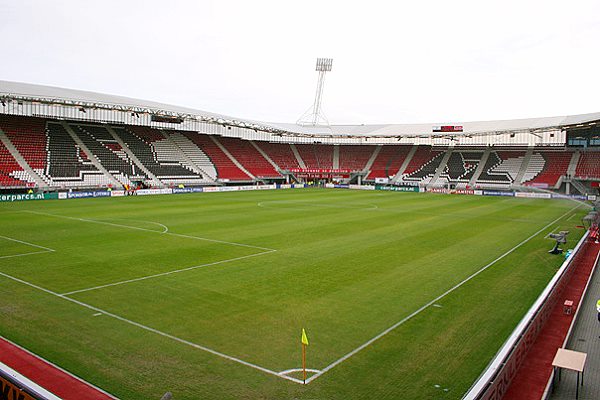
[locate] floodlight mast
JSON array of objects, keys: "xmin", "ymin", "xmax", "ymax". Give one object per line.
[{"xmin": 297, "ymin": 58, "xmax": 333, "ymax": 126}]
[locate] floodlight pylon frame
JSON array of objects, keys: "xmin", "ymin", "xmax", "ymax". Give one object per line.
[{"xmin": 297, "ymin": 58, "xmax": 333, "ymax": 127}]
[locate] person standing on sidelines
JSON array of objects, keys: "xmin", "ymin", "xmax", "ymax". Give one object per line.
[{"xmin": 597, "ymin": 298, "xmax": 600, "ymax": 338}]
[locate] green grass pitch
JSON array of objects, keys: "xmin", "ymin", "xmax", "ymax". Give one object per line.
[{"xmin": 0, "ymin": 188, "xmax": 587, "ymax": 399}]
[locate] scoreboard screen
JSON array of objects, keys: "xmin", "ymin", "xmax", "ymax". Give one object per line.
[{"xmin": 433, "ymin": 125, "xmax": 463, "ymax": 133}]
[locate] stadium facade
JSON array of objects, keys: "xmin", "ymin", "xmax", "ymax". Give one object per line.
[{"xmin": 0, "ymin": 80, "xmax": 599, "ymax": 194}]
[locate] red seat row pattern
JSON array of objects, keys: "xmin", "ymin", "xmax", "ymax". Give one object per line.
[
  {"xmin": 526, "ymin": 151, "xmax": 573, "ymax": 187},
  {"xmin": 575, "ymin": 152, "xmax": 600, "ymax": 179},
  {"xmin": 403, "ymin": 147, "xmax": 441, "ymax": 175},
  {"xmin": 182, "ymin": 133, "xmax": 251, "ymax": 180},
  {"xmin": 0, "ymin": 141, "xmax": 29, "ymax": 187},
  {"xmin": 255, "ymin": 142, "xmax": 300, "ymax": 170},
  {"xmin": 217, "ymin": 137, "xmax": 281, "ymax": 178},
  {"xmin": 0, "ymin": 115, "xmax": 47, "ymax": 171},
  {"xmin": 339, "ymin": 145, "xmax": 376, "ymax": 171},
  {"xmin": 366, "ymin": 145, "xmax": 413, "ymax": 179},
  {"xmin": 295, "ymin": 144, "xmax": 333, "ymax": 169}
]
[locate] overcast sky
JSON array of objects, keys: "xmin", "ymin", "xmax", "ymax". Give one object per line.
[{"xmin": 1, "ymin": 0, "xmax": 599, "ymax": 125}]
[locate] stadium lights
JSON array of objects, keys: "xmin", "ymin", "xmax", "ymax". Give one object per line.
[{"xmin": 297, "ymin": 58, "xmax": 334, "ymax": 126}]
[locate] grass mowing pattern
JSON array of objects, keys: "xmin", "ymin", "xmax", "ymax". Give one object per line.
[{"xmin": 0, "ymin": 189, "xmax": 586, "ymax": 399}]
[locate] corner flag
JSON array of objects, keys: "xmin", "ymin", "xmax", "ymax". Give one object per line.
[
  {"xmin": 301, "ymin": 328, "xmax": 309, "ymax": 346},
  {"xmin": 301, "ymin": 328, "xmax": 309, "ymax": 384}
]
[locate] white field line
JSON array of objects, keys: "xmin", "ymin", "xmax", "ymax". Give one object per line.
[
  {"xmin": 23, "ymin": 210, "xmax": 274, "ymax": 252},
  {"xmin": 0, "ymin": 234, "xmax": 55, "ymax": 259},
  {"xmin": 304, "ymin": 204, "xmax": 582, "ymax": 384},
  {"xmin": 61, "ymin": 250, "xmax": 276, "ymax": 296},
  {"xmin": 279, "ymin": 368, "xmax": 321, "ymax": 376},
  {"xmin": 129, "ymin": 220, "xmax": 169, "ymax": 234},
  {"xmin": 0, "ymin": 269, "xmax": 304, "ymax": 385},
  {"xmin": 0, "ymin": 234, "xmax": 56, "ymax": 252},
  {"xmin": 0, "ymin": 250, "xmax": 53, "ymax": 260}
]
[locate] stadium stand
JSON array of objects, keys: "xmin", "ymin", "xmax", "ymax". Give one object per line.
[
  {"xmin": 0, "ymin": 115, "xmax": 47, "ymax": 179},
  {"xmin": 0, "ymin": 140, "xmax": 32, "ymax": 187},
  {"xmin": 167, "ymin": 131, "xmax": 218, "ymax": 182},
  {"xmin": 439, "ymin": 151, "xmax": 483, "ymax": 182},
  {"xmin": 401, "ymin": 147, "xmax": 443, "ymax": 183},
  {"xmin": 523, "ymin": 151, "xmax": 573, "ymax": 188},
  {"xmin": 217, "ymin": 136, "xmax": 281, "ymax": 178},
  {"xmin": 71, "ymin": 124, "xmax": 146, "ymax": 187},
  {"xmin": 254, "ymin": 142, "xmax": 301, "ymax": 170},
  {"xmin": 0, "ymin": 114, "xmax": 598, "ymax": 191},
  {"xmin": 181, "ymin": 132, "xmax": 252, "ymax": 181},
  {"xmin": 366, "ymin": 145, "xmax": 412, "ymax": 180},
  {"xmin": 339, "ymin": 145, "xmax": 376, "ymax": 171},
  {"xmin": 45, "ymin": 122, "xmax": 112, "ymax": 187},
  {"xmin": 475, "ymin": 151, "xmax": 525, "ymax": 188},
  {"xmin": 114, "ymin": 126, "xmax": 205, "ymax": 186},
  {"xmin": 295, "ymin": 144, "xmax": 333, "ymax": 169},
  {"xmin": 575, "ymin": 151, "xmax": 600, "ymax": 179}
]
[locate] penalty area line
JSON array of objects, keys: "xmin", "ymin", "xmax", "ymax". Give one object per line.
[
  {"xmin": 0, "ymin": 269, "xmax": 302, "ymax": 385},
  {"xmin": 61, "ymin": 249, "xmax": 277, "ymax": 295},
  {"xmin": 0, "ymin": 234, "xmax": 56, "ymax": 253},
  {"xmin": 304, "ymin": 203, "xmax": 582, "ymax": 384},
  {"xmin": 0, "ymin": 250, "xmax": 53, "ymax": 260}
]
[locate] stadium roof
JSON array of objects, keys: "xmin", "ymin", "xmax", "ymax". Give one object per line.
[{"xmin": 1, "ymin": 80, "xmax": 599, "ymax": 139}]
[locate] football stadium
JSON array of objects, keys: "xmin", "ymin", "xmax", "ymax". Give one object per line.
[{"xmin": 2, "ymin": 3, "xmax": 600, "ymax": 400}]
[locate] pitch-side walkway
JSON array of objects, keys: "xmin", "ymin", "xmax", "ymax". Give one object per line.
[
  {"xmin": 547, "ymin": 241, "xmax": 600, "ymax": 400},
  {"xmin": 0, "ymin": 336, "xmax": 116, "ymax": 400},
  {"xmin": 502, "ymin": 240, "xmax": 600, "ymax": 400}
]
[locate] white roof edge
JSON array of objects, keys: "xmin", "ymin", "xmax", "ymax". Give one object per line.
[{"xmin": 1, "ymin": 80, "xmax": 599, "ymax": 138}]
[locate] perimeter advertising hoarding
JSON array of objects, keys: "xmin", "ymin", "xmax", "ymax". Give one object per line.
[
  {"xmin": 136, "ymin": 188, "xmax": 173, "ymax": 196},
  {"xmin": 0, "ymin": 193, "xmax": 58, "ymax": 202},
  {"xmin": 452, "ymin": 189, "xmax": 475, "ymax": 195},
  {"xmin": 514, "ymin": 192, "xmax": 552, "ymax": 199},
  {"xmin": 172, "ymin": 187, "xmax": 204, "ymax": 194},
  {"xmin": 66, "ymin": 191, "xmax": 111, "ymax": 199},
  {"xmin": 482, "ymin": 190, "xmax": 514, "ymax": 197},
  {"xmin": 349, "ymin": 184, "xmax": 375, "ymax": 190},
  {"xmin": 375, "ymin": 185, "xmax": 419, "ymax": 192},
  {"xmin": 427, "ymin": 188, "xmax": 450, "ymax": 194},
  {"xmin": 550, "ymin": 193, "xmax": 588, "ymax": 201}
]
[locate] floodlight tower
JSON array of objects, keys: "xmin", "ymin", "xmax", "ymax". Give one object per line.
[{"xmin": 297, "ymin": 58, "xmax": 333, "ymax": 126}]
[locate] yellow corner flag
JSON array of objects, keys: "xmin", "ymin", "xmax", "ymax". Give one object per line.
[
  {"xmin": 301, "ymin": 328, "xmax": 309, "ymax": 383},
  {"xmin": 301, "ymin": 328, "xmax": 309, "ymax": 346}
]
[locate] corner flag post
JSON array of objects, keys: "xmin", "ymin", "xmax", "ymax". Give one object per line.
[{"xmin": 301, "ymin": 328, "xmax": 309, "ymax": 384}]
